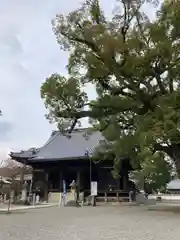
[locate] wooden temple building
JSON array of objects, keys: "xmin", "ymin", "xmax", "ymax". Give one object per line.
[{"xmin": 10, "ymin": 129, "xmax": 134, "ymax": 202}]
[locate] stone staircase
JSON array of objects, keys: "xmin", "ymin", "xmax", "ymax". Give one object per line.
[
  {"xmin": 48, "ymin": 192, "xmax": 75, "ymax": 204},
  {"xmin": 48, "ymin": 192, "xmax": 60, "ymax": 203}
]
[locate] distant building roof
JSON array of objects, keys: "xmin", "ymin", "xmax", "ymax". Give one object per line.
[
  {"xmin": 167, "ymin": 179, "xmax": 180, "ymax": 190},
  {"xmin": 10, "ymin": 128, "xmax": 105, "ymax": 161}
]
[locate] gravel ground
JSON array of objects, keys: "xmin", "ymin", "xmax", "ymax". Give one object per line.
[{"xmin": 0, "ymin": 205, "xmax": 180, "ymax": 240}]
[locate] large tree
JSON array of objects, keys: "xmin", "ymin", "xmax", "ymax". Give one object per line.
[{"xmin": 41, "ymin": 0, "xmax": 180, "ymax": 175}]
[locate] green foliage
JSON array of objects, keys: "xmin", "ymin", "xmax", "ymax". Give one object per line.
[
  {"xmin": 41, "ymin": 0, "xmax": 180, "ymax": 175},
  {"xmin": 130, "ymin": 152, "xmax": 172, "ymax": 193},
  {"xmin": 41, "ymin": 74, "xmax": 88, "ymax": 131}
]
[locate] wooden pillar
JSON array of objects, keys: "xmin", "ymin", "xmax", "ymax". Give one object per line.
[
  {"xmin": 76, "ymin": 171, "xmax": 81, "ymax": 201},
  {"xmin": 123, "ymin": 173, "xmax": 128, "ymax": 191},
  {"xmin": 117, "ymin": 179, "xmax": 120, "ymax": 190},
  {"xmin": 59, "ymin": 172, "xmax": 63, "ymax": 192},
  {"xmin": 104, "ymin": 192, "xmax": 108, "ymax": 202},
  {"xmin": 45, "ymin": 172, "xmax": 49, "ymax": 202},
  {"xmin": 77, "ymin": 171, "xmax": 80, "ymax": 187}
]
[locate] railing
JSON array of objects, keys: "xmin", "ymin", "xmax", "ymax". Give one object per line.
[{"xmin": 47, "ymin": 189, "xmax": 130, "ymax": 203}]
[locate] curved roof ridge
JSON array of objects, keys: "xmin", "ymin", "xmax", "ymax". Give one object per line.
[
  {"xmin": 40, "ymin": 131, "xmax": 60, "ymax": 149},
  {"xmin": 41, "ymin": 128, "xmax": 90, "ymax": 149}
]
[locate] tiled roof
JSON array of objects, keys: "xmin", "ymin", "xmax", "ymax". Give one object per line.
[
  {"xmin": 167, "ymin": 179, "xmax": 180, "ymax": 190},
  {"xmin": 31, "ymin": 129, "xmax": 104, "ymax": 160},
  {"xmin": 10, "ymin": 129, "xmax": 105, "ymax": 161},
  {"xmin": 10, "ymin": 149, "xmax": 37, "ymax": 159}
]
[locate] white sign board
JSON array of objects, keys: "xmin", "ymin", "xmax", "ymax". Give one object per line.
[
  {"xmin": 21, "ymin": 189, "xmax": 27, "ymax": 202},
  {"xmin": 91, "ymin": 181, "xmax": 97, "ymax": 196}
]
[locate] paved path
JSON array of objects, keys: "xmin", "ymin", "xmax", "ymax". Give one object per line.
[
  {"xmin": 0, "ymin": 203, "xmax": 58, "ymax": 212},
  {"xmin": 0, "ymin": 205, "xmax": 180, "ymax": 240}
]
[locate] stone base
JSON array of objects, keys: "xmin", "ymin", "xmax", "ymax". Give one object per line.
[{"xmin": 66, "ymin": 200, "xmax": 81, "ymax": 207}]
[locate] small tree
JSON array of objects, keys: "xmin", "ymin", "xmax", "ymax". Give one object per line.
[
  {"xmin": 130, "ymin": 153, "xmax": 172, "ymax": 193},
  {"xmin": 0, "ymin": 159, "xmax": 32, "ymax": 212}
]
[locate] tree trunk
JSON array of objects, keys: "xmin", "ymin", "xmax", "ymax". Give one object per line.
[
  {"xmin": 175, "ymin": 160, "xmax": 180, "ymax": 177},
  {"xmin": 172, "ymin": 152, "xmax": 180, "ymax": 177},
  {"xmin": 20, "ymin": 169, "xmax": 25, "ymax": 194},
  {"xmin": 168, "ymin": 144, "xmax": 180, "ymax": 177},
  {"xmin": 156, "ymin": 143, "xmax": 180, "ymax": 177}
]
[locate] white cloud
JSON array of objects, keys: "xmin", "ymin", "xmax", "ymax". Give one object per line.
[
  {"xmin": 0, "ymin": 0, "xmax": 154, "ymax": 157},
  {"xmin": 0, "ymin": 0, "xmax": 78, "ymax": 152}
]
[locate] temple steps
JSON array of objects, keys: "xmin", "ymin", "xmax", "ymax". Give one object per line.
[
  {"xmin": 48, "ymin": 192, "xmax": 60, "ymax": 203},
  {"xmin": 48, "ymin": 192, "xmax": 75, "ymax": 203}
]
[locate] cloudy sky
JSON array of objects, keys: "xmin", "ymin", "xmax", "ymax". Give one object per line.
[{"xmin": 0, "ymin": 0, "xmax": 155, "ymax": 158}]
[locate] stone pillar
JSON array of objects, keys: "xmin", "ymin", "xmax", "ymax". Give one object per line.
[{"xmin": 20, "ymin": 170, "xmax": 24, "ymax": 184}]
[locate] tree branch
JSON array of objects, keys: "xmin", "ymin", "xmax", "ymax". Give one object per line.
[
  {"xmin": 68, "ymin": 118, "xmax": 78, "ymax": 133},
  {"xmin": 152, "ymin": 56, "xmax": 180, "ymax": 94}
]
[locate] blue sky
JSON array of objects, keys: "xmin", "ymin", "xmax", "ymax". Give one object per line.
[{"xmin": 0, "ymin": 0, "xmax": 155, "ymax": 158}]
